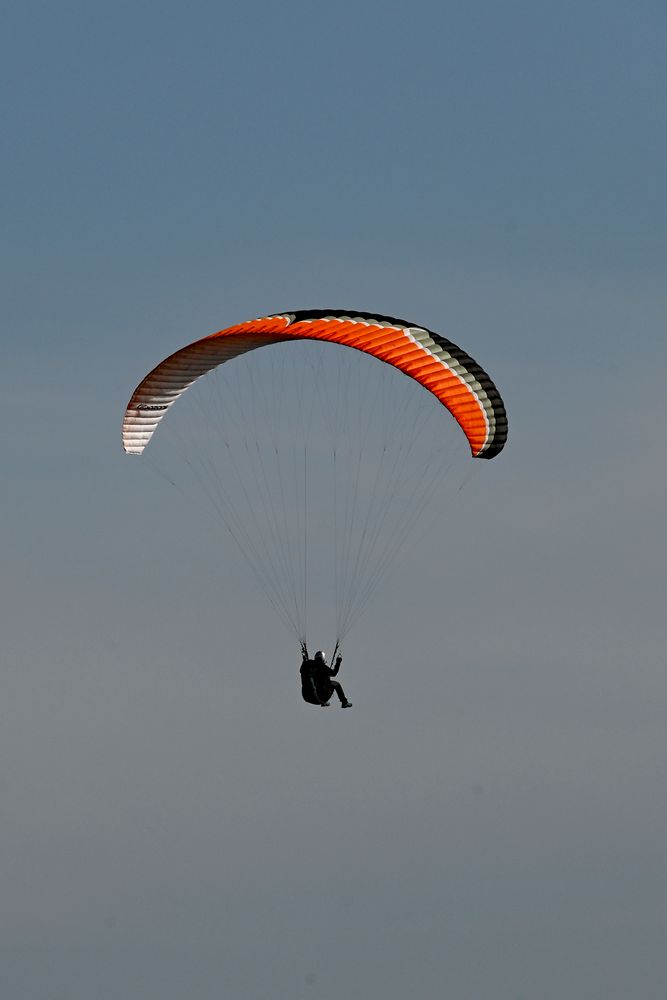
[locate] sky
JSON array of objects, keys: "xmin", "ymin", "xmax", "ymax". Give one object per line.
[{"xmin": 2, "ymin": 1, "xmax": 666, "ymax": 997}]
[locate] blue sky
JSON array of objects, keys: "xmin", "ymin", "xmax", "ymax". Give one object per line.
[{"xmin": 2, "ymin": 2, "xmax": 666, "ymax": 998}]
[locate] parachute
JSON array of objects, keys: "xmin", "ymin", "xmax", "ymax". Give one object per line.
[{"xmin": 122, "ymin": 309, "xmax": 507, "ymax": 650}]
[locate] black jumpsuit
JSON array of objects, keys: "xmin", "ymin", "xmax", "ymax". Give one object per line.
[{"xmin": 300, "ymin": 656, "xmax": 350, "ymax": 705}]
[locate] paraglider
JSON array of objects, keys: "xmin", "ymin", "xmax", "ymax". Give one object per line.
[
  {"xmin": 122, "ymin": 308, "xmax": 507, "ymax": 694},
  {"xmin": 300, "ymin": 648, "xmax": 352, "ymax": 708}
]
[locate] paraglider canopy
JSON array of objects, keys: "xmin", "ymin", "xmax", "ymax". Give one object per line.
[
  {"xmin": 122, "ymin": 309, "xmax": 507, "ymax": 650},
  {"xmin": 123, "ymin": 309, "xmax": 507, "ymax": 460}
]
